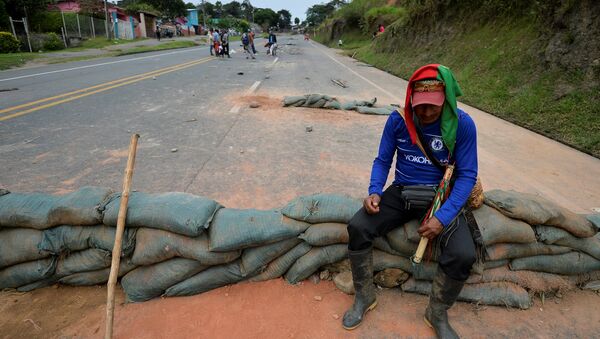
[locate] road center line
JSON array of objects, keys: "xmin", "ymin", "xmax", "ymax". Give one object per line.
[
  {"xmin": 309, "ymin": 41, "xmax": 400, "ymax": 103},
  {"xmin": 0, "ymin": 47, "xmax": 201, "ymax": 82},
  {"xmin": 272, "ymin": 57, "xmax": 279, "ymax": 65},
  {"xmin": 229, "ymin": 81, "xmax": 262, "ymax": 114}
]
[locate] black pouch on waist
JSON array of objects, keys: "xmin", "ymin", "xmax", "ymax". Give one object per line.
[{"xmin": 400, "ymin": 185, "xmax": 436, "ymax": 210}]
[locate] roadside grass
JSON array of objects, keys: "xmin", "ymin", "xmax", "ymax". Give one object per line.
[
  {"xmin": 115, "ymin": 40, "xmax": 198, "ymax": 56},
  {"xmin": 0, "ymin": 53, "xmax": 38, "ymax": 70},
  {"xmin": 64, "ymin": 37, "xmax": 147, "ymax": 52},
  {"xmin": 317, "ymin": 22, "xmax": 599, "ymax": 157}
]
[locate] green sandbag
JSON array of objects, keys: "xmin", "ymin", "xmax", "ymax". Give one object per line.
[
  {"xmin": 164, "ymin": 259, "xmax": 249, "ymax": 297},
  {"xmin": 402, "ymin": 278, "xmax": 531, "ymax": 309},
  {"xmin": 240, "ymin": 238, "xmax": 301, "ymax": 277},
  {"xmin": 485, "ymin": 242, "xmax": 571, "ymax": 261},
  {"xmin": 0, "ymin": 257, "xmax": 57, "ymax": 289},
  {"xmin": 285, "ymin": 244, "xmax": 348, "ymax": 284},
  {"xmin": 510, "ymin": 252, "xmax": 600, "ymax": 275},
  {"xmin": 386, "ymin": 226, "xmax": 419, "ymax": 257},
  {"xmin": 39, "ymin": 225, "xmax": 136, "ymax": 257},
  {"xmin": 101, "ymin": 192, "xmax": 221, "ymax": 237},
  {"xmin": 0, "ymin": 186, "xmax": 112, "ymax": 229},
  {"xmin": 473, "ymin": 205, "xmax": 536, "ymax": 245},
  {"xmin": 249, "ymin": 242, "xmax": 312, "ymax": 282},
  {"xmin": 281, "ymin": 193, "xmax": 362, "ymax": 224},
  {"xmin": 283, "ymin": 96, "xmax": 307, "ymax": 106},
  {"xmin": 536, "ymin": 225, "xmax": 600, "ymax": 260},
  {"xmin": 355, "ymin": 106, "xmax": 394, "ymax": 115},
  {"xmin": 587, "ymin": 214, "xmax": 600, "ymax": 230},
  {"xmin": 122, "ymin": 258, "xmax": 207, "ymax": 302},
  {"xmin": 466, "ymin": 266, "xmax": 573, "ymax": 293},
  {"xmin": 209, "ymin": 209, "xmax": 309, "ymax": 252},
  {"xmin": 17, "ymin": 248, "xmax": 113, "ymax": 291},
  {"xmin": 484, "ymin": 190, "xmax": 596, "ymax": 238},
  {"xmin": 372, "ymin": 250, "xmax": 437, "ymax": 280},
  {"xmin": 131, "ymin": 228, "xmax": 239, "ymax": 266},
  {"xmin": 341, "ymin": 98, "xmax": 377, "ymax": 110},
  {"xmin": 298, "ymin": 223, "xmax": 348, "ymax": 246},
  {"xmin": 373, "ymin": 237, "xmax": 408, "ymax": 257},
  {"xmin": 0, "ymin": 228, "xmax": 48, "ymax": 268},
  {"xmin": 59, "ymin": 260, "xmax": 137, "ymax": 286}
]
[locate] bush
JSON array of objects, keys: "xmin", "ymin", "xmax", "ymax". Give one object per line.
[
  {"xmin": 362, "ymin": 6, "xmax": 406, "ymax": 34},
  {"xmin": 0, "ymin": 31, "xmax": 20, "ymax": 53},
  {"xmin": 43, "ymin": 32, "xmax": 64, "ymax": 50}
]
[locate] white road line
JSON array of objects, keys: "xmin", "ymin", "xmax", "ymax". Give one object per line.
[
  {"xmin": 246, "ymin": 80, "xmax": 261, "ymax": 95},
  {"xmin": 272, "ymin": 57, "xmax": 279, "ymax": 65},
  {"xmin": 229, "ymin": 81, "xmax": 261, "ymax": 113},
  {"xmin": 0, "ymin": 48, "xmax": 200, "ymax": 82},
  {"xmin": 309, "ymin": 41, "xmax": 400, "ymax": 102}
]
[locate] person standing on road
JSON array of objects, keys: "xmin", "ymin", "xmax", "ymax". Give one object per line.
[
  {"xmin": 155, "ymin": 26, "xmax": 161, "ymax": 41},
  {"xmin": 341, "ymin": 64, "xmax": 478, "ymax": 339},
  {"xmin": 249, "ymin": 29, "xmax": 257, "ymax": 54},
  {"xmin": 208, "ymin": 28, "xmax": 214, "ymax": 56},
  {"xmin": 268, "ymin": 31, "xmax": 277, "ymax": 56},
  {"xmin": 221, "ymin": 29, "xmax": 230, "ymax": 58},
  {"xmin": 242, "ymin": 32, "xmax": 255, "ymax": 59},
  {"xmin": 213, "ymin": 29, "xmax": 221, "ymax": 58}
]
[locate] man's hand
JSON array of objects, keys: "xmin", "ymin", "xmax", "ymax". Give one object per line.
[
  {"xmin": 363, "ymin": 194, "xmax": 381, "ymax": 214},
  {"xmin": 418, "ymin": 216, "xmax": 443, "ymax": 240}
]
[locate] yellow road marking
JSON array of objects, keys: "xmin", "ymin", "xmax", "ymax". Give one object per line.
[
  {"xmin": 0, "ymin": 57, "xmax": 212, "ymax": 115},
  {"xmin": 0, "ymin": 57, "xmax": 214, "ymax": 122}
]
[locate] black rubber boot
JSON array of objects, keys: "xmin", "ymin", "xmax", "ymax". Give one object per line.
[
  {"xmin": 342, "ymin": 247, "xmax": 377, "ymax": 330},
  {"xmin": 424, "ymin": 267, "xmax": 464, "ymax": 339}
]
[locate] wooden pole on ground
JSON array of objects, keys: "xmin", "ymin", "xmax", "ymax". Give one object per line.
[{"xmin": 105, "ymin": 134, "xmax": 139, "ymax": 339}]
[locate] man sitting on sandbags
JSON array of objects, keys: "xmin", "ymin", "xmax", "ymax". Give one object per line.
[{"xmin": 342, "ymin": 64, "xmax": 478, "ymax": 339}]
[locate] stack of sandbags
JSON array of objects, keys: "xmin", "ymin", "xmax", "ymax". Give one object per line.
[
  {"xmin": 283, "ymin": 94, "xmax": 397, "ymax": 115},
  {"xmin": 0, "ymin": 187, "xmax": 137, "ymax": 290}
]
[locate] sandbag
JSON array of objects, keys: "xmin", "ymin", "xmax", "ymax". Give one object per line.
[
  {"xmin": 466, "ymin": 266, "xmax": 573, "ymax": 293},
  {"xmin": 473, "ymin": 205, "xmax": 536, "ymax": 245},
  {"xmin": 132, "ymin": 228, "xmax": 239, "ymax": 266},
  {"xmin": 298, "ymin": 223, "xmax": 348, "ymax": 246},
  {"xmin": 282, "ymin": 94, "xmax": 341, "ymax": 109},
  {"xmin": 485, "ymin": 242, "xmax": 571, "ymax": 261},
  {"xmin": 484, "ymin": 190, "xmax": 596, "ymax": 238},
  {"xmin": 355, "ymin": 106, "xmax": 395, "ymax": 115},
  {"xmin": 17, "ymin": 248, "xmax": 113, "ymax": 291},
  {"xmin": 0, "ymin": 228, "xmax": 48, "ymax": 268},
  {"xmin": 101, "ymin": 192, "xmax": 220, "ymax": 236},
  {"xmin": 373, "ymin": 237, "xmax": 409, "ymax": 257},
  {"xmin": 240, "ymin": 238, "xmax": 301, "ymax": 277},
  {"xmin": 209, "ymin": 209, "xmax": 309, "ymax": 252},
  {"xmin": 386, "ymin": 226, "xmax": 419, "ymax": 257},
  {"xmin": 281, "ymin": 193, "xmax": 362, "ymax": 224},
  {"xmin": 59, "ymin": 260, "xmax": 137, "ymax": 286},
  {"xmin": 249, "ymin": 242, "xmax": 312, "ymax": 282},
  {"xmin": 402, "ymin": 278, "xmax": 531, "ymax": 309},
  {"xmin": 164, "ymin": 259, "xmax": 249, "ymax": 297},
  {"xmin": 372, "ymin": 250, "xmax": 437, "ymax": 280},
  {"xmin": 285, "ymin": 244, "xmax": 348, "ymax": 284},
  {"xmin": 341, "ymin": 98, "xmax": 376, "ymax": 110},
  {"xmin": 0, "ymin": 257, "xmax": 56, "ymax": 289},
  {"xmin": 587, "ymin": 214, "xmax": 600, "ymax": 230},
  {"xmin": 536, "ymin": 225, "xmax": 600, "ymax": 260},
  {"xmin": 122, "ymin": 258, "xmax": 207, "ymax": 302},
  {"xmin": 0, "ymin": 186, "xmax": 111, "ymax": 229},
  {"xmin": 39, "ymin": 225, "xmax": 136, "ymax": 257},
  {"xmin": 510, "ymin": 252, "xmax": 600, "ymax": 275}
]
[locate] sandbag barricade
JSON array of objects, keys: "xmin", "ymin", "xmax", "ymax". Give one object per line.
[{"xmin": 0, "ymin": 188, "xmax": 599, "ymax": 311}]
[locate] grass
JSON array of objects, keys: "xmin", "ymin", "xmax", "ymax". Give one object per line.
[
  {"xmin": 315, "ymin": 21, "xmax": 600, "ymax": 157},
  {"xmin": 115, "ymin": 40, "xmax": 198, "ymax": 56},
  {"xmin": 0, "ymin": 53, "xmax": 38, "ymax": 70}
]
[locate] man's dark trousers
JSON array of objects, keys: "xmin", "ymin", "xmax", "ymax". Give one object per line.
[{"xmin": 347, "ymin": 185, "xmax": 476, "ymax": 281}]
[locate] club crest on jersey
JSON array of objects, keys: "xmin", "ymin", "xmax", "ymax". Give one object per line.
[{"xmin": 430, "ymin": 137, "xmax": 444, "ymax": 151}]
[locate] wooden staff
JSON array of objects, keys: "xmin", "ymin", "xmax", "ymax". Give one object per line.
[
  {"xmin": 412, "ymin": 165, "xmax": 454, "ymax": 264},
  {"xmin": 105, "ymin": 134, "xmax": 139, "ymax": 339}
]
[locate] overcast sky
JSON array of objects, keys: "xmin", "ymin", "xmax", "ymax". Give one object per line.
[{"xmin": 193, "ymin": 0, "xmax": 326, "ymax": 22}]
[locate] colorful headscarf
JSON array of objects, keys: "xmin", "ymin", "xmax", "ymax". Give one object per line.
[{"xmin": 403, "ymin": 64, "xmax": 463, "ymax": 155}]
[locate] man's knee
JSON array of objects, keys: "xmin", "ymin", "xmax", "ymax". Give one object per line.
[{"xmin": 347, "ymin": 209, "xmax": 370, "ymax": 238}]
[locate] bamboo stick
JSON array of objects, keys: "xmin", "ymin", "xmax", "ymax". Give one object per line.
[{"xmin": 105, "ymin": 134, "xmax": 139, "ymax": 339}]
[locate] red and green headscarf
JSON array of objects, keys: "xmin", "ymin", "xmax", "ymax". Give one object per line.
[{"xmin": 403, "ymin": 64, "xmax": 463, "ymax": 155}]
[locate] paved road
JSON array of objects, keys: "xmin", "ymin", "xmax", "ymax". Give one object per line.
[{"xmin": 1, "ymin": 34, "xmax": 598, "ymax": 214}]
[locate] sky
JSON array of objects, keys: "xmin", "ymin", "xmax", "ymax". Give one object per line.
[{"xmin": 193, "ymin": 0, "xmax": 326, "ymax": 22}]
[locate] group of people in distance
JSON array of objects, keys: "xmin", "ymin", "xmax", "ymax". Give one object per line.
[{"xmin": 208, "ymin": 28, "xmax": 278, "ymax": 59}]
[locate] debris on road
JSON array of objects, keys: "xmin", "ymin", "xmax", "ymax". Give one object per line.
[
  {"xmin": 305, "ymin": 126, "xmax": 313, "ymax": 132},
  {"xmin": 331, "ymin": 79, "xmax": 347, "ymax": 88},
  {"xmin": 249, "ymin": 102, "xmax": 260, "ymax": 108},
  {"xmin": 170, "ymin": 148, "xmax": 178, "ymax": 153}
]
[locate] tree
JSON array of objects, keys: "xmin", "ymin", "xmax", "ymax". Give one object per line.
[
  {"xmin": 185, "ymin": 2, "xmax": 195, "ymax": 10},
  {"xmin": 79, "ymin": 0, "xmax": 106, "ymax": 15},
  {"xmin": 4, "ymin": 0, "xmax": 52, "ymax": 19},
  {"xmin": 276, "ymin": 9, "xmax": 291, "ymax": 29},
  {"xmin": 241, "ymin": 0, "xmax": 253, "ymax": 22},
  {"xmin": 294, "ymin": 17, "xmax": 300, "ymax": 26},
  {"xmin": 214, "ymin": 1, "xmax": 223, "ymax": 18},
  {"xmin": 144, "ymin": 0, "xmax": 187, "ymax": 18},
  {"xmin": 253, "ymin": 7, "xmax": 277, "ymax": 29},
  {"xmin": 198, "ymin": 1, "xmax": 215, "ymax": 18},
  {"xmin": 305, "ymin": 2, "xmax": 335, "ymax": 27},
  {"xmin": 223, "ymin": 1, "xmax": 242, "ymax": 18}
]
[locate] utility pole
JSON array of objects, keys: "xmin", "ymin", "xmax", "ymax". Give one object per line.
[
  {"xmin": 201, "ymin": 0, "xmax": 206, "ymax": 31},
  {"xmin": 104, "ymin": 0, "xmax": 110, "ymax": 39}
]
